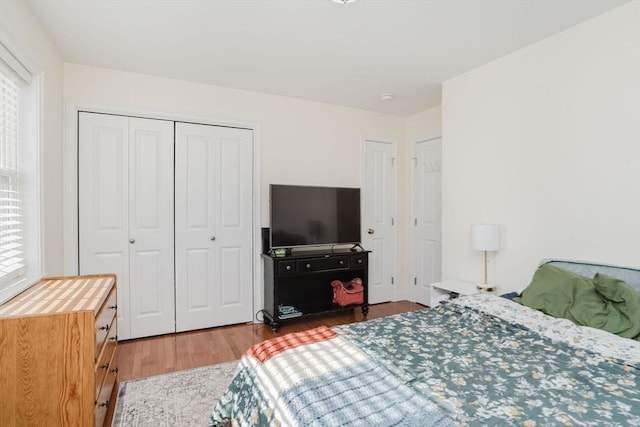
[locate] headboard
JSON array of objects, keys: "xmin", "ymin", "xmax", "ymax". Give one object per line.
[{"xmin": 541, "ymin": 259, "xmax": 640, "ymax": 294}]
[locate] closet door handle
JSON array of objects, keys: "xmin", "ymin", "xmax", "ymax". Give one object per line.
[
  {"xmin": 210, "ymin": 236, "xmax": 216, "ymax": 241},
  {"xmin": 129, "ymin": 238, "xmax": 135, "ymax": 244}
]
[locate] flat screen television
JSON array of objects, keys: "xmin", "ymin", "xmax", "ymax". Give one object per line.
[{"xmin": 270, "ymin": 184, "xmax": 361, "ymax": 249}]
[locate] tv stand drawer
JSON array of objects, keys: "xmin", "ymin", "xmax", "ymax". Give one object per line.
[
  {"xmin": 297, "ymin": 256, "xmax": 350, "ymax": 273},
  {"xmin": 277, "ymin": 260, "xmax": 297, "ymax": 275}
]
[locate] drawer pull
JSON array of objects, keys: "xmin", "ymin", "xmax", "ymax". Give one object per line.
[
  {"xmin": 110, "ymin": 335, "xmax": 118, "ymax": 341},
  {"xmin": 357, "ymin": 259, "xmax": 363, "ymax": 264},
  {"xmin": 109, "ymin": 305, "xmax": 117, "ymax": 310},
  {"xmin": 98, "ymin": 324, "xmax": 110, "ymax": 331},
  {"xmin": 111, "ymin": 367, "xmax": 119, "ymax": 374},
  {"xmin": 285, "ymin": 265, "xmax": 292, "ymax": 271},
  {"xmin": 98, "ymin": 400, "xmax": 109, "ymax": 408},
  {"xmin": 100, "ymin": 363, "xmax": 110, "ymax": 370},
  {"xmin": 306, "ymin": 263, "xmax": 311, "ymax": 268},
  {"xmin": 339, "ymin": 260, "xmax": 344, "ymax": 265}
]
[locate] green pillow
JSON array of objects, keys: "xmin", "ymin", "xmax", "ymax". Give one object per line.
[
  {"xmin": 593, "ymin": 273, "xmax": 640, "ymax": 340},
  {"xmin": 514, "ymin": 264, "xmax": 603, "ymax": 322},
  {"xmin": 515, "ymin": 265, "xmax": 640, "ymax": 340}
]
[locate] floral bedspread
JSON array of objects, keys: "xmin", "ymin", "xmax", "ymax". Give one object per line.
[
  {"xmin": 210, "ymin": 294, "xmax": 640, "ymax": 426},
  {"xmin": 209, "ymin": 326, "xmax": 452, "ymax": 427}
]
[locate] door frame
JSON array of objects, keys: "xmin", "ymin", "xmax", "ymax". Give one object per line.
[
  {"xmin": 360, "ymin": 136, "xmax": 398, "ymax": 303},
  {"xmin": 410, "ymin": 136, "xmax": 442, "ymax": 305},
  {"xmin": 64, "ymin": 102, "xmax": 263, "ymax": 322}
]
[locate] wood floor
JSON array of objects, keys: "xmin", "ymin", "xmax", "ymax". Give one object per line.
[{"xmin": 117, "ymin": 300, "xmax": 424, "ymax": 382}]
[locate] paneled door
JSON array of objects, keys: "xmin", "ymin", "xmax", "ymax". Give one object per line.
[
  {"xmin": 79, "ymin": 112, "xmax": 175, "ymax": 340},
  {"xmin": 362, "ymin": 139, "xmax": 396, "ymax": 304},
  {"xmin": 412, "ymin": 138, "xmax": 442, "ymax": 306},
  {"xmin": 127, "ymin": 118, "xmax": 175, "ymax": 338},
  {"xmin": 175, "ymin": 122, "xmax": 254, "ymax": 332},
  {"xmin": 78, "ymin": 113, "xmax": 130, "ymax": 336}
]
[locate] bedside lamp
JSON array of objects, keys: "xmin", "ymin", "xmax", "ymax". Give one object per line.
[{"xmin": 471, "ymin": 224, "xmax": 500, "ymax": 289}]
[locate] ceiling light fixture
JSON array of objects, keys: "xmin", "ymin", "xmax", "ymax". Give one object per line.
[
  {"xmin": 380, "ymin": 93, "xmax": 394, "ymax": 102},
  {"xmin": 332, "ymin": 0, "xmax": 357, "ymax": 4}
]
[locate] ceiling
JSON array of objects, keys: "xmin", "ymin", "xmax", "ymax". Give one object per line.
[{"xmin": 28, "ymin": 0, "xmax": 627, "ymax": 116}]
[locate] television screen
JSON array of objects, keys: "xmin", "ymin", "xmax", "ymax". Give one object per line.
[{"xmin": 270, "ymin": 184, "xmax": 361, "ymax": 248}]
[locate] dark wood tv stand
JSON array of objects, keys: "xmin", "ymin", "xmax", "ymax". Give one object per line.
[{"xmin": 262, "ymin": 248, "xmax": 370, "ymax": 332}]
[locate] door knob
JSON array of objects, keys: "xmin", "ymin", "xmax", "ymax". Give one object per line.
[
  {"xmin": 367, "ymin": 228, "xmax": 375, "ymax": 235},
  {"xmin": 210, "ymin": 236, "xmax": 216, "ymax": 241},
  {"xmin": 129, "ymin": 238, "xmax": 135, "ymax": 244}
]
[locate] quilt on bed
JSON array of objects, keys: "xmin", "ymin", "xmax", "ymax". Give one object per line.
[{"xmin": 209, "ymin": 294, "xmax": 640, "ymax": 426}]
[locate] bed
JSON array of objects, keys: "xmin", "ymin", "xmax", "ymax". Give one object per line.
[{"xmin": 209, "ymin": 260, "xmax": 640, "ymax": 426}]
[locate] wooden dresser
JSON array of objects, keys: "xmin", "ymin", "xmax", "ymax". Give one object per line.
[{"xmin": 0, "ymin": 274, "xmax": 118, "ymax": 427}]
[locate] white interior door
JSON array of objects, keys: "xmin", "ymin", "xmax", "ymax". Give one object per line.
[
  {"xmin": 127, "ymin": 118, "xmax": 175, "ymax": 338},
  {"xmin": 362, "ymin": 139, "xmax": 396, "ymax": 304},
  {"xmin": 79, "ymin": 112, "xmax": 175, "ymax": 340},
  {"xmin": 175, "ymin": 122, "xmax": 254, "ymax": 332},
  {"xmin": 412, "ymin": 138, "xmax": 442, "ymax": 306},
  {"xmin": 79, "ymin": 112, "xmax": 131, "ymax": 338}
]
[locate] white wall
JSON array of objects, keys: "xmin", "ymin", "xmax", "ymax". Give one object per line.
[
  {"xmin": 0, "ymin": 1, "xmax": 64, "ymax": 276},
  {"xmin": 64, "ymin": 63, "xmax": 405, "ymax": 221},
  {"xmin": 406, "ymin": 107, "xmax": 442, "ymax": 144},
  {"xmin": 441, "ymin": 2, "xmax": 640, "ymax": 292}
]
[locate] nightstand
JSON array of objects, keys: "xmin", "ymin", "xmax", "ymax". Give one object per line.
[{"xmin": 430, "ymin": 280, "xmax": 495, "ymax": 305}]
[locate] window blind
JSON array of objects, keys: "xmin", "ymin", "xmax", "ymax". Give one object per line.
[{"xmin": 0, "ymin": 59, "xmax": 26, "ymax": 285}]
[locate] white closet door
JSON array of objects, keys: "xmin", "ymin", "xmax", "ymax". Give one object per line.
[
  {"xmin": 128, "ymin": 118, "xmax": 175, "ymax": 338},
  {"xmin": 175, "ymin": 122, "xmax": 253, "ymax": 332},
  {"xmin": 79, "ymin": 112, "xmax": 131, "ymax": 338},
  {"xmin": 79, "ymin": 113, "xmax": 175, "ymax": 340}
]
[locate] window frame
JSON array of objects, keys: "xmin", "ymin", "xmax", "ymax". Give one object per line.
[{"xmin": 0, "ymin": 32, "xmax": 43, "ymax": 305}]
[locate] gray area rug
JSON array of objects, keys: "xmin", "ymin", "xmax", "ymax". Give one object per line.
[{"xmin": 112, "ymin": 361, "xmax": 238, "ymax": 427}]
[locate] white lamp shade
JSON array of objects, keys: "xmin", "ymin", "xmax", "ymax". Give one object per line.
[{"xmin": 471, "ymin": 224, "xmax": 500, "ymax": 251}]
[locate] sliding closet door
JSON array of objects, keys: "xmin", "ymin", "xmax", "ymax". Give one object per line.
[
  {"xmin": 79, "ymin": 112, "xmax": 175, "ymax": 340},
  {"xmin": 175, "ymin": 122, "xmax": 253, "ymax": 332},
  {"xmin": 79, "ymin": 112, "xmax": 130, "ymax": 336},
  {"xmin": 127, "ymin": 118, "xmax": 175, "ymax": 338}
]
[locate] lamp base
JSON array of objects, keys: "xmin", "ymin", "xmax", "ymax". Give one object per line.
[{"xmin": 476, "ymin": 284, "xmax": 496, "ymax": 293}]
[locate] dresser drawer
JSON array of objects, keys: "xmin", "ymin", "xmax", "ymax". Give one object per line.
[
  {"xmin": 95, "ymin": 320, "xmax": 117, "ymax": 399},
  {"xmin": 297, "ymin": 256, "xmax": 350, "ymax": 272},
  {"xmin": 95, "ymin": 348, "xmax": 118, "ymax": 427},
  {"xmin": 95, "ymin": 288, "xmax": 117, "ymax": 357}
]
